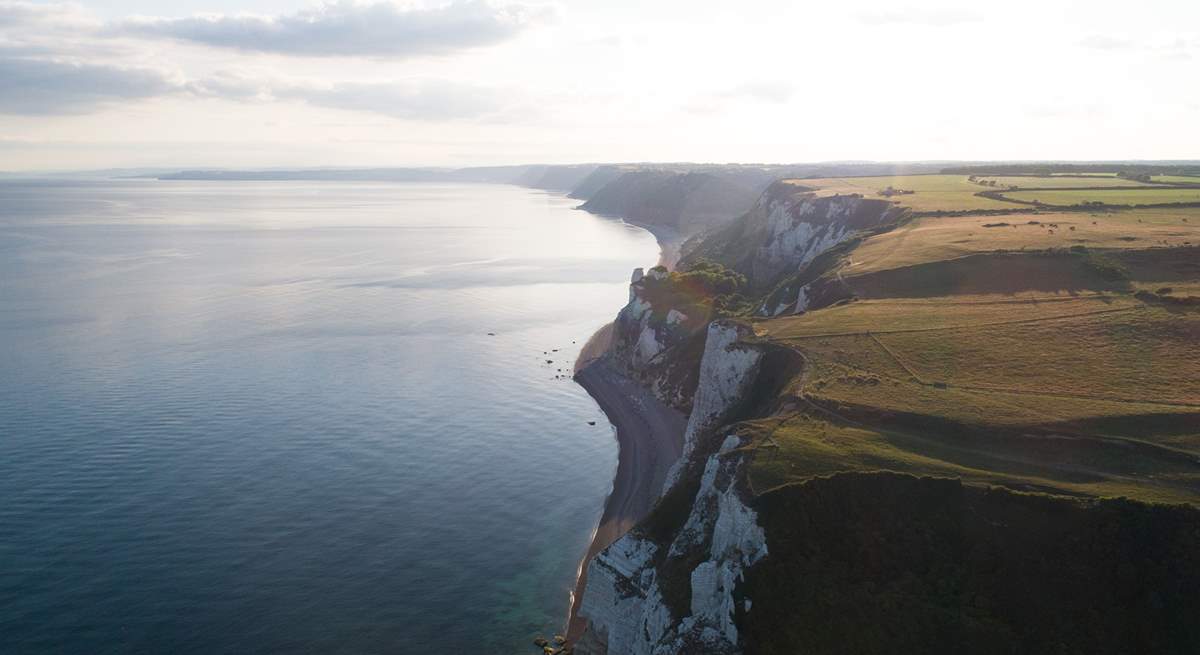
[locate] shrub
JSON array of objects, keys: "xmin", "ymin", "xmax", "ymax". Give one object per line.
[
  {"xmin": 672, "ymin": 259, "xmax": 747, "ymax": 297},
  {"xmin": 1077, "ymin": 251, "xmax": 1130, "ymax": 282}
]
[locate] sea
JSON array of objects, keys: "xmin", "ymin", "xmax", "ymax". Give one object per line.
[{"xmin": 0, "ymin": 179, "xmax": 658, "ymax": 653}]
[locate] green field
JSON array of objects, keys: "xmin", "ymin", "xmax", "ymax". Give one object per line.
[
  {"xmin": 1152, "ymin": 175, "xmax": 1200, "ymax": 185},
  {"xmin": 749, "ymin": 296, "xmax": 1200, "ymax": 505},
  {"xmin": 758, "ymin": 295, "xmax": 1140, "ymax": 337},
  {"xmin": 844, "ymin": 211, "xmax": 1200, "ymax": 275},
  {"xmin": 875, "ymin": 304, "xmax": 1199, "ymax": 405},
  {"xmin": 719, "ymin": 166, "xmax": 1200, "ymax": 655},
  {"xmin": 744, "ymin": 169, "xmax": 1200, "ymax": 506},
  {"xmin": 1003, "ymin": 188, "xmax": 1200, "ymax": 206},
  {"xmin": 750, "ymin": 407, "xmax": 1200, "ymax": 505},
  {"xmin": 789, "ymin": 173, "xmax": 1200, "ymax": 212},
  {"xmin": 978, "ymin": 176, "xmax": 1154, "ymax": 189},
  {"xmin": 788, "ymin": 175, "xmax": 1014, "ymax": 212}
]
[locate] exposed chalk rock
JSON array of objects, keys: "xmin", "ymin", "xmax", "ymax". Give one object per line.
[
  {"xmin": 794, "ymin": 284, "xmax": 810, "ymax": 314},
  {"xmin": 577, "ymin": 534, "xmax": 673, "ymax": 655},
  {"xmin": 663, "ymin": 322, "xmax": 763, "ymax": 495},
  {"xmin": 635, "ymin": 325, "xmax": 666, "ymax": 366},
  {"xmin": 577, "ymin": 434, "xmax": 768, "ymax": 655}
]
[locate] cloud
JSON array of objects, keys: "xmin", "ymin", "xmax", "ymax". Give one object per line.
[
  {"xmin": 0, "ymin": 1, "xmax": 125, "ymax": 57},
  {"xmin": 0, "ymin": 2, "xmax": 524, "ymax": 119},
  {"xmin": 1024, "ymin": 99, "xmax": 1108, "ymax": 120},
  {"xmin": 117, "ymin": 0, "xmax": 554, "ymax": 58},
  {"xmin": 0, "ymin": 1, "xmax": 95, "ymax": 29},
  {"xmin": 1079, "ymin": 35, "xmax": 1134, "ymax": 50},
  {"xmin": 719, "ymin": 82, "xmax": 797, "ymax": 104},
  {"xmin": 0, "ymin": 2, "xmax": 182, "ymax": 114},
  {"xmin": 189, "ymin": 72, "xmax": 513, "ymax": 121},
  {"xmin": 186, "ymin": 71, "xmax": 273, "ymax": 102},
  {"xmin": 858, "ymin": 7, "xmax": 982, "ymax": 27},
  {"xmin": 278, "ymin": 80, "xmax": 506, "ymax": 120},
  {"xmin": 0, "ymin": 57, "xmax": 179, "ymax": 114},
  {"xmin": 683, "ymin": 81, "xmax": 798, "ymax": 115}
]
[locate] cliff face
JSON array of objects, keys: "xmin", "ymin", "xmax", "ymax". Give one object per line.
[
  {"xmin": 569, "ymin": 165, "xmax": 629, "ymax": 201},
  {"xmin": 577, "ymin": 322, "xmax": 771, "ymax": 655},
  {"xmin": 573, "ymin": 178, "xmax": 904, "ymax": 652},
  {"xmin": 576, "ymin": 435, "xmax": 767, "ymax": 655},
  {"xmin": 682, "ymin": 181, "xmax": 902, "ymax": 305},
  {"xmin": 661, "ymin": 322, "xmax": 763, "ymax": 493},
  {"xmin": 513, "ymin": 164, "xmax": 600, "ymax": 192},
  {"xmin": 580, "ymin": 171, "xmax": 762, "ymax": 235},
  {"xmin": 606, "ymin": 267, "xmax": 712, "ymax": 412},
  {"xmin": 574, "ymin": 167, "xmax": 1200, "ymax": 655}
]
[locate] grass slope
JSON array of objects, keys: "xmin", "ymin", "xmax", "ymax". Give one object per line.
[
  {"xmin": 741, "ymin": 473, "xmax": 1200, "ymax": 655},
  {"xmin": 749, "ymin": 293, "xmax": 1200, "ymax": 504},
  {"xmin": 978, "ymin": 175, "xmax": 1157, "ymax": 188},
  {"xmin": 1002, "ymin": 188, "xmax": 1200, "ymax": 206},
  {"xmin": 846, "ymin": 211, "xmax": 1199, "ymax": 275},
  {"xmin": 661, "ymin": 166, "xmax": 1200, "ymax": 653},
  {"xmin": 788, "ymin": 175, "xmax": 1015, "ymax": 213}
]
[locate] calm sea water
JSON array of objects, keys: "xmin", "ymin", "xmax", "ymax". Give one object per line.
[{"xmin": 0, "ymin": 180, "xmax": 657, "ymax": 654}]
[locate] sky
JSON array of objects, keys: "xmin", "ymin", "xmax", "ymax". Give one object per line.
[{"xmin": 0, "ymin": 0, "xmax": 1197, "ymax": 171}]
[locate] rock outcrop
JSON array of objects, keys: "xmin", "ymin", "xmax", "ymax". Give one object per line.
[
  {"xmin": 576, "ymin": 319, "xmax": 769, "ymax": 655},
  {"xmin": 606, "ymin": 267, "xmax": 712, "ymax": 412},
  {"xmin": 662, "ymin": 322, "xmax": 763, "ymax": 494},
  {"xmin": 682, "ymin": 181, "xmax": 904, "ymax": 307},
  {"xmin": 576, "ymin": 433, "xmax": 768, "ymax": 655},
  {"xmin": 579, "ymin": 170, "xmax": 764, "ymax": 236},
  {"xmin": 571, "ymin": 175, "xmax": 914, "ymax": 655}
]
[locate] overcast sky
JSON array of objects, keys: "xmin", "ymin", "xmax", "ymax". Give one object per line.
[{"xmin": 0, "ymin": 0, "xmax": 1197, "ymax": 170}]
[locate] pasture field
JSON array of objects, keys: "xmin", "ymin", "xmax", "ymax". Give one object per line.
[
  {"xmin": 844, "ymin": 210, "xmax": 1200, "ymax": 275},
  {"xmin": 756, "ymin": 295, "xmax": 1141, "ymax": 338},
  {"xmin": 765, "ymin": 300, "xmax": 1200, "ymax": 410},
  {"xmin": 787, "ymin": 175, "xmax": 1014, "ymax": 212},
  {"xmin": 748, "ymin": 408, "xmax": 1200, "ymax": 505},
  {"xmin": 789, "ymin": 173, "xmax": 1200, "ymax": 212},
  {"xmin": 749, "ymin": 295, "xmax": 1200, "ymax": 505},
  {"xmin": 747, "ymin": 167, "xmax": 1200, "ymax": 507},
  {"xmin": 1003, "ymin": 187, "xmax": 1200, "ymax": 206},
  {"xmin": 1152, "ymin": 175, "xmax": 1200, "ymax": 185},
  {"xmin": 873, "ymin": 304, "xmax": 1200, "ymax": 406},
  {"xmin": 1136, "ymin": 281, "xmax": 1200, "ymax": 296},
  {"xmin": 978, "ymin": 176, "xmax": 1155, "ymax": 189}
]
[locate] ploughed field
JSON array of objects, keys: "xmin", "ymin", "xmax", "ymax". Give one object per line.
[{"xmin": 747, "ymin": 170, "xmax": 1200, "ymax": 506}]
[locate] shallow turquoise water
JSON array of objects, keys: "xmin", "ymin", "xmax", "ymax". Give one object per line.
[{"xmin": 0, "ymin": 180, "xmax": 656, "ymax": 653}]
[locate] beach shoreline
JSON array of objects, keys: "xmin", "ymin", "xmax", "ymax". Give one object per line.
[
  {"xmin": 566, "ymin": 361, "xmax": 685, "ymax": 640},
  {"xmin": 563, "ymin": 218, "xmax": 688, "ymax": 642},
  {"xmin": 572, "ymin": 208, "xmax": 685, "ymax": 269}
]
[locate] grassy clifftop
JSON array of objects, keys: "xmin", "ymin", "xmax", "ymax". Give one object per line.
[
  {"xmin": 686, "ymin": 168, "xmax": 1200, "ymax": 652},
  {"xmin": 741, "ymin": 473, "xmax": 1200, "ymax": 655},
  {"xmin": 572, "ymin": 166, "xmax": 1200, "ymax": 654},
  {"xmin": 741, "ymin": 170, "xmax": 1200, "ymax": 502}
]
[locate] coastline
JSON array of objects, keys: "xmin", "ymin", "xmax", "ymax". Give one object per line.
[
  {"xmin": 642, "ymin": 223, "xmax": 683, "ymax": 269},
  {"xmin": 567, "ymin": 361, "xmax": 686, "ymax": 640},
  {"xmin": 564, "ymin": 217, "xmax": 688, "ymax": 642},
  {"xmin": 572, "ymin": 207, "xmax": 685, "ymax": 269}
]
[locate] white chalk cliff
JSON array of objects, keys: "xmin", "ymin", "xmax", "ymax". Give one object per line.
[
  {"xmin": 574, "ymin": 181, "xmax": 904, "ymax": 654},
  {"xmin": 577, "ymin": 322, "xmax": 768, "ymax": 655},
  {"xmin": 662, "ymin": 321, "xmax": 763, "ymax": 495},
  {"xmin": 576, "ymin": 433, "xmax": 767, "ymax": 655}
]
